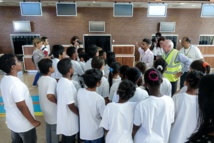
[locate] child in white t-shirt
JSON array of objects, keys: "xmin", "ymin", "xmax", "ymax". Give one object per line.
[
  {"xmin": 51, "ymin": 45, "xmax": 66, "ymax": 81},
  {"xmin": 108, "ymin": 62, "xmax": 121, "ymax": 89},
  {"xmin": 78, "ymin": 52, "xmax": 86, "ymax": 72},
  {"xmin": 0, "ymin": 54, "xmax": 40, "ymax": 143},
  {"xmin": 56, "ymin": 58, "xmax": 79, "ymax": 143},
  {"xmin": 77, "ymin": 69, "xmax": 105, "ymax": 142},
  {"xmin": 132, "ymin": 68, "xmax": 174, "ymax": 143},
  {"xmin": 84, "ymin": 45, "xmax": 99, "ymax": 72},
  {"xmin": 169, "ymin": 70, "xmax": 204, "ymax": 143},
  {"xmin": 37, "ymin": 58, "xmax": 58, "ymax": 143},
  {"xmin": 100, "ymin": 80, "xmax": 136, "ymax": 143}
]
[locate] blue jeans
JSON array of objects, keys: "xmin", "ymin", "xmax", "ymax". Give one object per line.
[
  {"xmin": 46, "ymin": 123, "xmax": 59, "ymax": 143},
  {"xmin": 84, "ymin": 136, "xmax": 104, "ymax": 143},
  {"xmin": 11, "ymin": 128, "xmax": 37, "ymax": 143},
  {"xmin": 33, "ymin": 72, "xmax": 40, "ymax": 86}
]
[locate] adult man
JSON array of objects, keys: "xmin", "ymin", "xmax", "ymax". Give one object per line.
[
  {"xmin": 179, "ymin": 37, "xmax": 203, "ymax": 88},
  {"xmin": 162, "ymin": 40, "xmax": 192, "ymax": 95}
]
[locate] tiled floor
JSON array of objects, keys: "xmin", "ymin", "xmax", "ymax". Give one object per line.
[{"xmin": 0, "ymin": 71, "xmax": 46, "ymax": 143}]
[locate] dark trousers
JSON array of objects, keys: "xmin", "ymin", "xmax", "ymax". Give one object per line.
[
  {"xmin": 180, "ymin": 72, "xmax": 188, "ymax": 89},
  {"xmin": 33, "ymin": 72, "xmax": 41, "ymax": 86},
  {"xmin": 171, "ymin": 81, "xmax": 178, "ymax": 96},
  {"xmin": 84, "ymin": 136, "xmax": 105, "ymax": 143},
  {"xmin": 61, "ymin": 134, "xmax": 76, "ymax": 143},
  {"xmin": 11, "ymin": 128, "xmax": 37, "ymax": 143}
]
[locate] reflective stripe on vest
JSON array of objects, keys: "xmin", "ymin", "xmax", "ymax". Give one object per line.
[{"xmin": 163, "ymin": 49, "xmax": 181, "ymax": 82}]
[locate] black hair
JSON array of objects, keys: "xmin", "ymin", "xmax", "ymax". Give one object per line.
[
  {"xmin": 107, "ymin": 51, "xmax": 115, "ymax": 59},
  {"xmin": 183, "ymin": 37, "xmax": 191, "ymax": 43},
  {"xmin": 157, "ymin": 36, "xmax": 166, "ymax": 47},
  {"xmin": 99, "ymin": 50, "xmax": 106, "ymax": 57},
  {"xmin": 142, "ymin": 38, "xmax": 151, "ymax": 45},
  {"xmin": 185, "ymin": 70, "xmax": 204, "ymax": 89},
  {"xmin": 51, "ymin": 45, "xmax": 65, "ymax": 58},
  {"xmin": 41, "ymin": 37, "xmax": 48, "ymax": 42},
  {"xmin": 77, "ymin": 48, "xmax": 84, "ymax": 54},
  {"xmin": 190, "ymin": 60, "xmax": 210, "ymax": 75},
  {"xmin": 144, "ymin": 68, "xmax": 162, "ymax": 87},
  {"xmin": 66, "ymin": 46, "xmax": 76, "ymax": 58},
  {"xmin": 91, "ymin": 56, "xmax": 105, "ymax": 70},
  {"xmin": 57, "ymin": 58, "xmax": 72, "ymax": 76},
  {"xmin": 153, "ymin": 58, "xmax": 167, "ymax": 74},
  {"xmin": 135, "ymin": 62, "xmax": 147, "ymax": 75},
  {"xmin": 117, "ymin": 80, "xmax": 136, "ymax": 101},
  {"xmin": 126, "ymin": 67, "xmax": 142, "ymax": 85},
  {"xmin": 83, "ymin": 69, "xmax": 102, "ymax": 88},
  {"xmin": 107, "ymin": 56, "xmax": 116, "ymax": 66},
  {"xmin": 188, "ymin": 75, "xmax": 214, "ymax": 141},
  {"xmin": 156, "ymin": 32, "xmax": 162, "ymax": 37},
  {"xmin": 0, "ymin": 54, "xmax": 16, "ymax": 74},
  {"xmin": 108, "ymin": 62, "xmax": 121, "ymax": 88},
  {"xmin": 87, "ymin": 45, "xmax": 98, "ymax": 58},
  {"xmin": 78, "ymin": 53, "xmax": 86, "ymax": 62},
  {"xmin": 70, "ymin": 36, "xmax": 79, "ymax": 44},
  {"xmin": 119, "ymin": 65, "xmax": 129, "ymax": 80},
  {"xmin": 38, "ymin": 58, "xmax": 53, "ymax": 75},
  {"xmin": 150, "ymin": 37, "xmax": 158, "ymax": 51}
]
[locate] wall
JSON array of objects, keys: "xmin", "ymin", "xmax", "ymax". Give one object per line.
[{"xmin": 1, "ymin": 6, "xmax": 214, "ymax": 58}]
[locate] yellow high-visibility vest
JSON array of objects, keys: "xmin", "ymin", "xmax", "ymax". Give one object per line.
[{"xmin": 163, "ymin": 49, "xmax": 181, "ymax": 82}]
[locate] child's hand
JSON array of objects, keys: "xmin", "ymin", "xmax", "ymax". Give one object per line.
[{"xmin": 32, "ymin": 120, "xmax": 41, "ymax": 127}]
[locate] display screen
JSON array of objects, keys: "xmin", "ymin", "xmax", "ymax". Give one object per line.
[
  {"xmin": 56, "ymin": 3, "xmax": 77, "ymax": 16},
  {"xmin": 20, "ymin": 2, "xmax": 42, "ymax": 16},
  {"xmin": 114, "ymin": 3, "xmax": 133, "ymax": 17}
]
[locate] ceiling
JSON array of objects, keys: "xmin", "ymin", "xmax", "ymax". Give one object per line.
[{"xmin": 0, "ymin": 0, "xmax": 212, "ymax": 8}]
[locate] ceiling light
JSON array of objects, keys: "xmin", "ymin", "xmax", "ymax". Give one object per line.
[
  {"xmin": 0, "ymin": 0, "xmax": 3, "ymax": 2},
  {"xmin": 93, "ymin": 1, "xmax": 95, "ymax": 3}
]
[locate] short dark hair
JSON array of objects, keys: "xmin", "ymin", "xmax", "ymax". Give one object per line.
[
  {"xmin": 107, "ymin": 56, "xmax": 116, "ymax": 66},
  {"xmin": 91, "ymin": 56, "xmax": 105, "ymax": 70},
  {"xmin": 57, "ymin": 58, "xmax": 72, "ymax": 76},
  {"xmin": 99, "ymin": 50, "xmax": 106, "ymax": 57},
  {"xmin": 38, "ymin": 58, "xmax": 53, "ymax": 75},
  {"xmin": 142, "ymin": 38, "xmax": 151, "ymax": 45},
  {"xmin": 183, "ymin": 37, "xmax": 191, "ymax": 43},
  {"xmin": 156, "ymin": 32, "xmax": 162, "ymax": 37},
  {"xmin": 51, "ymin": 45, "xmax": 65, "ymax": 58},
  {"xmin": 135, "ymin": 62, "xmax": 147, "ymax": 74},
  {"xmin": 41, "ymin": 37, "xmax": 48, "ymax": 42},
  {"xmin": 0, "ymin": 54, "xmax": 16, "ymax": 73},
  {"xmin": 119, "ymin": 65, "xmax": 130, "ymax": 80},
  {"xmin": 83, "ymin": 69, "xmax": 102, "ymax": 88},
  {"xmin": 126, "ymin": 67, "xmax": 142, "ymax": 84},
  {"xmin": 77, "ymin": 48, "xmax": 84, "ymax": 54},
  {"xmin": 107, "ymin": 51, "xmax": 115, "ymax": 58},
  {"xmin": 66, "ymin": 46, "xmax": 76, "ymax": 58},
  {"xmin": 117, "ymin": 80, "xmax": 136, "ymax": 101},
  {"xmin": 87, "ymin": 45, "xmax": 98, "ymax": 58}
]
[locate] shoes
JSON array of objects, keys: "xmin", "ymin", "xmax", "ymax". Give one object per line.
[{"xmin": 32, "ymin": 85, "xmax": 38, "ymax": 88}]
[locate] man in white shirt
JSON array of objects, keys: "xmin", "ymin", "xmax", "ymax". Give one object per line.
[{"xmin": 136, "ymin": 38, "xmax": 154, "ymax": 68}]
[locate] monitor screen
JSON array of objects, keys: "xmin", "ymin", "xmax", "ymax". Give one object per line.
[
  {"xmin": 89, "ymin": 21, "xmax": 105, "ymax": 32},
  {"xmin": 113, "ymin": 3, "xmax": 133, "ymax": 17},
  {"xmin": 56, "ymin": 2, "xmax": 77, "ymax": 16},
  {"xmin": 20, "ymin": 2, "xmax": 42, "ymax": 16},
  {"xmin": 201, "ymin": 4, "xmax": 214, "ymax": 18},
  {"xmin": 159, "ymin": 22, "xmax": 176, "ymax": 32},
  {"xmin": 13, "ymin": 21, "xmax": 31, "ymax": 32},
  {"xmin": 147, "ymin": 3, "xmax": 167, "ymax": 17}
]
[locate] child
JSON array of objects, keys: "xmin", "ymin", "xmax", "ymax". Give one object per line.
[
  {"xmin": 77, "ymin": 69, "xmax": 105, "ymax": 143},
  {"xmin": 99, "ymin": 50, "xmax": 107, "ymax": 61},
  {"xmin": 78, "ymin": 52, "xmax": 86, "ymax": 71},
  {"xmin": 100, "ymin": 80, "xmax": 136, "ymax": 143},
  {"xmin": 91, "ymin": 56, "xmax": 110, "ymax": 104},
  {"xmin": 41, "ymin": 36, "xmax": 50, "ymax": 57},
  {"xmin": 67, "ymin": 46, "xmax": 84, "ymax": 85},
  {"xmin": 154, "ymin": 58, "xmax": 172, "ymax": 96},
  {"xmin": 56, "ymin": 58, "xmax": 79, "ymax": 143},
  {"xmin": 84, "ymin": 45, "xmax": 99, "ymax": 71},
  {"xmin": 0, "ymin": 54, "xmax": 40, "ymax": 143},
  {"xmin": 51, "ymin": 45, "xmax": 66, "ymax": 81},
  {"xmin": 169, "ymin": 70, "xmax": 204, "ymax": 143},
  {"xmin": 132, "ymin": 68, "xmax": 174, "ymax": 143},
  {"xmin": 37, "ymin": 58, "xmax": 58, "ymax": 143},
  {"xmin": 104, "ymin": 52, "xmax": 116, "ymax": 78},
  {"xmin": 135, "ymin": 62, "xmax": 147, "ymax": 88},
  {"xmin": 108, "ymin": 62, "xmax": 121, "ymax": 88}
]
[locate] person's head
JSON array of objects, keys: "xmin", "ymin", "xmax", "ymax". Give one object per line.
[
  {"xmin": 119, "ymin": 65, "xmax": 129, "ymax": 80},
  {"xmin": 141, "ymin": 38, "xmax": 151, "ymax": 51},
  {"xmin": 91, "ymin": 56, "xmax": 105, "ymax": 70},
  {"xmin": 189, "ymin": 74, "xmax": 214, "ymax": 141},
  {"xmin": 181, "ymin": 37, "xmax": 191, "ymax": 48},
  {"xmin": 0, "ymin": 54, "xmax": 22, "ymax": 74},
  {"xmin": 117, "ymin": 79, "xmax": 136, "ymax": 101},
  {"xmin": 51, "ymin": 45, "xmax": 66, "ymax": 59},
  {"xmin": 38, "ymin": 58, "xmax": 54, "ymax": 75},
  {"xmin": 87, "ymin": 45, "xmax": 99, "ymax": 58},
  {"xmin": 67, "ymin": 46, "xmax": 77, "ymax": 60},
  {"xmin": 107, "ymin": 56, "xmax": 116, "ymax": 66},
  {"xmin": 77, "ymin": 48, "xmax": 85, "ymax": 54},
  {"xmin": 185, "ymin": 70, "xmax": 204, "ymax": 89},
  {"xmin": 83, "ymin": 68, "xmax": 103, "ymax": 88},
  {"xmin": 108, "ymin": 62, "xmax": 121, "ymax": 87},
  {"xmin": 57, "ymin": 58, "xmax": 73, "ymax": 76},
  {"xmin": 33, "ymin": 37, "xmax": 42, "ymax": 49},
  {"xmin": 144, "ymin": 68, "xmax": 162, "ymax": 89},
  {"xmin": 126, "ymin": 67, "xmax": 142, "ymax": 86},
  {"xmin": 99, "ymin": 50, "xmax": 107, "ymax": 60},
  {"xmin": 135, "ymin": 62, "xmax": 147, "ymax": 75},
  {"xmin": 70, "ymin": 36, "xmax": 79, "ymax": 45},
  {"xmin": 163, "ymin": 39, "xmax": 174, "ymax": 53},
  {"xmin": 78, "ymin": 53, "xmax": 86, "ymax": 62},
  {"xmin": 107, "ymin": 51, "xmax": 115, "ymax": 59},
  {"xmin": 190, "ymin": 60, "xmax": 210, "ymax": 75},
  {"xmin": 153, "ymin": 58, "xmax": 167, "ymax": 74},
  {"xmin": 150, "ymin": 37, "xmax": 158, "ymax": 51},
  {"xmin": 157, "ymin": 36, "xmax": 166, "ymax": 48},
  {"xmin": 41, "ymin": 37, "xmax": 49, "ymax": 46},
  {"xmin": 155, "ymin": 32, "xmax": 162, "ymax": 39}
]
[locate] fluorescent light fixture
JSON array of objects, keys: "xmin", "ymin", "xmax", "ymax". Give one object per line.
[
  {"xmin": 159, "ymin": 22, "xmax": 176, "ymax": 32},
  {"xmin": 147, "ymin": 3, "xmax": 167, "ymax": 17},
  {"xmin": 113, "ymin": 3, "xmax": 133, "ymax": 17},
  {"xmin": 56, "ymin": 2, "xmax": 77, "ymax": 16},
  {"xmin": 20, "ymin": 2, "xmax": 42, "ymax": 16},
  {"xmin": 201, "ymin": 4, "xmax": 214, "ymax": 17},
  {"xmin": 89, "ymin": 21, "xmax": 105, "ymax": 32}
]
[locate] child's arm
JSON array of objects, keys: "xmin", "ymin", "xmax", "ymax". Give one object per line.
[
  {"xmin": 132, "ymin": 124, "xmax": 140, "ymax": 139},
  {"xmin": 47, "ymin": 94, "xmax": 57, "ymax": 104},
  {"xmin": 68, "ymin": 103, "xmax": 79, "ymax": 116},
  {"xmin": 16, "ymin": 100, "xmax": 41, "ymax": 127}
]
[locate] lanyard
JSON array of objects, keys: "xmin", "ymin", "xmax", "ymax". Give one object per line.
[{"xmin": 184, "ymin": 45, "xmax": 192, "ymax": 56}]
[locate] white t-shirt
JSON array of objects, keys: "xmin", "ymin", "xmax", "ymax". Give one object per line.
[
  {"xmin": 77, "ymin": 88, "xmax": 105, "ymax": 140},
  {"xmin": 84, "ymin": 58, "xmax": 92, "ymax": 72},
  {"xmin": 38, "ymin": 76, "xmax": 57, "ymax": 124},
  {"xmin": 0, "ymin": 75, "xmax": 35, "ymax": 132},
  {"xmin": 56, "ymin": 77, "xmax": 79, "ymax": 136},
  {"xmin": 169, "ymin": 92, "xmax": 198, "ymax": 143},
  {"xmin": 79, "ymin": 61, "xmax": 85, "ymax": 72},
  {"xmin": 134, "ymin": 96, "xmax": 174, "ymax": 143},
  {"xmin": 153, "ymin": 47, "xmax": 164, "ymax": 57},
  {"xmin": 109, "ymin": 81, "xmax": 121, "ymax": 101},
  {"xmin": 72, "ymin": 80, "xmax": 81, "ymax": 92},
  {"xmin": 51, "ymin": 58, "xmax": 62, "ymax": 79},
  {"xmin": 112, "ymin": 76, "xmax": 121, "ymax": 85},
  {"xmin": 71, "ymin": 60, "xmax": 84, "ymax": 84},
  {"xmin": 104, "ymin": 64, "xmax": 110, "ymax": 78},
  {"xmin": 96, "ymin": 76, "xmax": 109, "ymax": 98},
  {"xmin": 160, "ymin": 78, "xmax": 172, "ymax": 96},
  {"xmin": 100, "ymin": 102, "xmax": 136, "ymax": 143},
  {"xmin": 179, "ymin": 45, "xmax": 203, "ymax": 61}
]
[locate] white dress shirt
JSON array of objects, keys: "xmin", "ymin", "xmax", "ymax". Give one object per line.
[{"xmin": 138, "ymin": 48, "xmax": 154, "ymax": 68}]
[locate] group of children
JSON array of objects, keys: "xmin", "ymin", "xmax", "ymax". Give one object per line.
[{"xmin": 1, "ymin": 38, "xmax": 214, "ymax": 143}]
